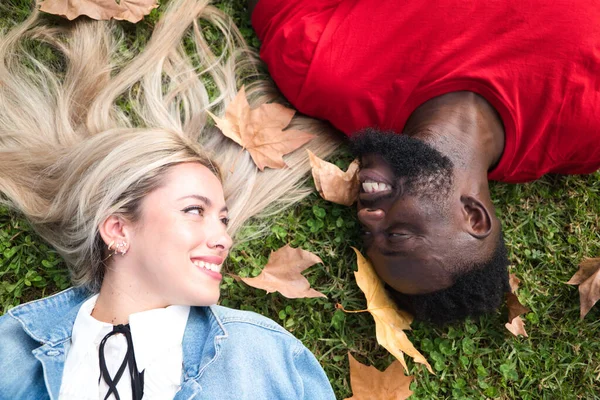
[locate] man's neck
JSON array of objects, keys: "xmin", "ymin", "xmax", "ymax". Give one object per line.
[{"xmin": 403, "ymin": 91, "xmax": 505, "ymax": 173}]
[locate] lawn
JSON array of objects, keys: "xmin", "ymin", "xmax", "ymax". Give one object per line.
[{"xmin": 1, "ymin": 1, "xmax": 599, "ymax": 399}]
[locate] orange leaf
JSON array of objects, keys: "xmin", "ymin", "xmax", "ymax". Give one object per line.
[
  {"xmin": 209, "ymin": 87, "xmax": 315, "ymax": 171},
  {"xmin": 240, "ymin": 245, "xmax": 326, "ymax": 299},
  {"xmin": 567, "ymin": 258, "xmax": 600, "ymax": 319},
  {"xmin": 345, "ymin": 353, "xmax": 413, "ymax": 400},
  {"xmin": 352, "ymin": 248, "xmax": 433, "ymax": 373},
  {"xmin": 505, "ymin": 273, "xmax": 529, "ymax": 337},
  {"xmin": 307, "ymin": 150, "xmax": 359, "ymax": 206},
  {"xmin": 39, "ymin": 0, "xmax": 158, "ymax": 23}
]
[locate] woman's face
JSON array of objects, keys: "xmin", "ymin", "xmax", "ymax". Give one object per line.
[{"xmin": 125, "ymin": 162, "xmax": 232, "ymax": 307}]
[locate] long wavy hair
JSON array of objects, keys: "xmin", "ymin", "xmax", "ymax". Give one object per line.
[{"xmin": 0, "ymin": 0, "xmax": 340, "ymax": 291}]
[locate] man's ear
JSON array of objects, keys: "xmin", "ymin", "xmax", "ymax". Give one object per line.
[
  {"xmin": 99, "ymin": 215, "xmax": 129, "ymax": 247},
  {"xmin": 460, "ymin": 195, "xmax": 492, "ymax": 239}
]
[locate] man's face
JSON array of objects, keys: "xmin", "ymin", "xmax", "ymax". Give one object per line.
[{"xmin": 352, "ymin": 131, "xmax": 463, "ymax": 295}]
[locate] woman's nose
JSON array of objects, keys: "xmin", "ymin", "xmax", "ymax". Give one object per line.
[{"xmin": 207, "ymin": 224, "xmax": 233, "ymax": 251}]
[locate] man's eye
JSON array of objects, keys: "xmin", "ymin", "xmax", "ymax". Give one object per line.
[
  {"xmin": 183, "ymin": 206, "xmax": 204, "ymax": 215},
  {"xmin": 388, "ymin": 232, "xmax": 409, "ymax": 240}
]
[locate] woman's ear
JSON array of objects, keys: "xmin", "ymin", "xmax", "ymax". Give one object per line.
[
  {"xmin": 99, "ymin": 215, "xmax": 129, "ymax": 248},
  {"xmin": 460, "ymin": 195, "xmax": 492, "ymax": 239}
]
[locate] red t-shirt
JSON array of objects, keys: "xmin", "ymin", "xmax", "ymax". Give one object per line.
[{"xmin": 252, "ymin": 0, "xmax": 600, "ymax": 183}]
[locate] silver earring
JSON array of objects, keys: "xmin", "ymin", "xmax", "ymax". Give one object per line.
[{"xmin": 107, "ymin": 240, "xmax": 128, "ymax": 256}]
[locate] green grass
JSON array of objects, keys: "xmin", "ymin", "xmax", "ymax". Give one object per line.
[{"xmin": 1, "ymin": 2, "xmax": 600, "ymax": 399}]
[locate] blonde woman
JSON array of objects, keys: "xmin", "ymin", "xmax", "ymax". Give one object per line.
[{"xmin": 0, "ymin": 0, "xmax": 339, "ymax": 398}]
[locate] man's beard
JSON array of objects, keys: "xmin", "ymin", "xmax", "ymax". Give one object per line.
[{"xmin": 350, "ymin": 128, "xmax": 454, "ymax": 197}]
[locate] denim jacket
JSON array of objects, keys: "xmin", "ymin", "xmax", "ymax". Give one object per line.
[{"xmin": 0, "ymin": 288, "xmax": 336, "ymax": 400}]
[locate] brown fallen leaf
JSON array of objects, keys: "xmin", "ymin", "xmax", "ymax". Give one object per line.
[
  {"xmin": 307, "ymin": 150, "xmax": 359, "ymax": 206},
  {"xmin": 505, "ymin": 316, "xmax": 528, "ymax": 337},
  {"xmin": 209, "ymin": 87, "xmax": 315, "ymax": 171},
  {"xmin": 505, "ymin": 273, "xmax": 529, "ymax": 337},
  {"xmin": 506, "ymin": 293, "xmax": 529, "ymax": 323},
  {"xmin": 239, "ymin": 245, "xmax": 326, "ymax": 299},
  {"xmin": 351, "ymin": 248, "xmax": 433, "ymax": 373},
  {"xmin": 39, "ymin": 0, "xmax": 158, "ymax": 23},
  {"xmin": 345, "ymin": 353, "xmax": 413, "ymax": 400},
  {"xmin": 567, "ymin": 258, "xmax": 600, "ymax": 319}
]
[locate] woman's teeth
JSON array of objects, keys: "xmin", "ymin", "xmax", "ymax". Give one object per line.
[
  {"xmin": 192, "ymin": 260, "xmax": 221, "ymax": 273},
  {"xmin": 362, "ymin": 179, "xmax": 392, "ymax": 193}
]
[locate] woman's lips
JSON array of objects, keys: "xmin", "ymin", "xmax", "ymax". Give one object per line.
[{"xmin": 191, "ymin": 256, "xmax": 224, "ymax": 280}]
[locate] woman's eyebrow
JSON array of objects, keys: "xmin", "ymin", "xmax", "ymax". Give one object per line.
[
  {"xmin": 178, "ymin": 194, "xmax": 211, "ymax": 205},
  {"xmin": 178, "ymin": 194, "xmax": 228, "ymax": 213}
]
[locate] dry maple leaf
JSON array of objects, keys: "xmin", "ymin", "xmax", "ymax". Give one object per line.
[
  {"xmin": 567, "ymin": 258, "xmax": 600, "ymax": 319},
  {"xmin": 208, "ymin": 87, "xmax": 315, "ymax": 171},
  {"xmin": 307, "ymin": 150, "xmax": 359, "ymax": 206},
  {"xmin": 345, "ymin": 353, "xmax": 413, "ymax": 400},
  {"xmin": 505, "ymin": 316, "xmax": 528, "ymax": 337},
  {"xmin": 505, "ymin": 273, "xmax": 529, "ymax": 337},
  {"xmin": 352, "ymin": 248, "xmax": 433, "ymax": 373},
  {"xmin": 39, "ymin": 0, "xmax": 158, "ymax": 23},
  {"xmin": 240, "ymin": 245, "xmax": 326, "ymax": 299}
]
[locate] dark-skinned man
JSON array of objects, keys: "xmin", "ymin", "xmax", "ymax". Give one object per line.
[{"xmin": 248, "ymin": 0, "xmax": 600, "ymax": 324}]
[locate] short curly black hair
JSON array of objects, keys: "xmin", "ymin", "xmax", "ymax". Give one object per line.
[{"xmin": 387, "ymin": 232, "xmax": 511, "ymax": 325}]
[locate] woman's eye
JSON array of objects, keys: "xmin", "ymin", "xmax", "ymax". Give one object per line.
[
  {"xmin": 221, "ymin": 217, "xmax": 230, "ymax": 226},
  {"xmin": 183, "ymin": 206, "xmax": 204, "ymax": 215}
]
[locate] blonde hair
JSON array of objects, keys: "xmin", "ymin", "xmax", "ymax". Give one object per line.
[{"xmin": 0, "ymin": 0, "xmax": 340, "ymax": 291}]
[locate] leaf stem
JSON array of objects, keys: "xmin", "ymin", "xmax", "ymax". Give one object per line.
[
  {"xmin": 335, "ymin": 303, "xmax": 369, "ymax": 313},
  {"xmin": 335, "ymin": 303, "xmax": 399, "ymax": 314}
]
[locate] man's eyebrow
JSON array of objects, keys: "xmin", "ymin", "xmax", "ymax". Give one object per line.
[{"xmin": 178, "ymin": 194, "xmax": 228, "ymax": 213}]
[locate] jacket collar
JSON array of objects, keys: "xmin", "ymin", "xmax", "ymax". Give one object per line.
[
  {"xmin": 181, "ymin": 305, "xmax": 229, "ymax": 381},
  {"xmin": 8, "ymin": 286, "xmax": 91, "ymax": 346},
  {"xmin": 8, "ymin": 287, "xmax": 91, "ymax": 400},
  {"xmin": 9, "ymin": 287, "xmax": 233, "ymax": 355},
  {"xmin": 9, "ymin": 287, "xmax": 232, "ymax": 398}
]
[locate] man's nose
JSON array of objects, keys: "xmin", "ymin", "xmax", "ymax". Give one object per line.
[{"xmin": 357, "ymin": 208, "xmax": 385, "ymax": 229}]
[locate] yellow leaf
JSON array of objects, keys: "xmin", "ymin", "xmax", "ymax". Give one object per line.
[{"xmin": 352, "ymin": 248, "xmax": 433, "ymax": 373}]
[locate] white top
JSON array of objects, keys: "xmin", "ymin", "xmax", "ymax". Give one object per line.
[{"xmin": 58, "ymin": 295, "xmax": 190, "ymax": 400}]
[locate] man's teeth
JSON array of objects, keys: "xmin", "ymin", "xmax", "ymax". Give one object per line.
[
  {"xmin": 362, "ymin": 179, "xmax": 392, "ymax": 193},
  {"xmin": 192, "ymin": 260, "xmax": 221, "ymax": 273}
]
